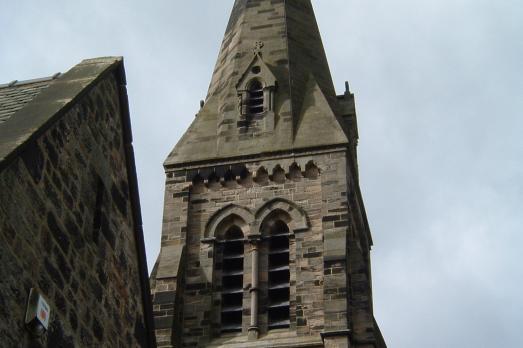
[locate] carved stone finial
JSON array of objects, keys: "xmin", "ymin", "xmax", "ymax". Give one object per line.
[{"xmin": 253, "ymin": 41, "xmax": 264, "ymax": 55}]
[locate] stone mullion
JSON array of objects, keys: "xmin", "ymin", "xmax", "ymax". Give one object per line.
[
  {"xmin": 258, "ymin": 239, "xmax": 269, "ymax": 334},
  {"xmin": 248, "ymin": 235, "xmax": 261, "ymax": 339}
]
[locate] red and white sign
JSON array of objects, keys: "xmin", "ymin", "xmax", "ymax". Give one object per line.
[{"xmin": 36, "ymin": 295, "xmax": 50, "ymax": 329}]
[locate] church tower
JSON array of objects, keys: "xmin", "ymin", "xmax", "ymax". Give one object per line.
[{"xmin": 150, "ymin": 1, "xmax": 386, "ymax": 347}]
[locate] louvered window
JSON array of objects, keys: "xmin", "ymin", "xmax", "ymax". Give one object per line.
[
  {"xmin": 248, "ymin": 80, "xmax": 264, "ymax": 116},
  {"xmin": 220, "ymin": 227, "xmax": 244, "ymax": 333},
  {"xmin": 267, "ymin": 221, "xmax": 290, "ymax": 329}
]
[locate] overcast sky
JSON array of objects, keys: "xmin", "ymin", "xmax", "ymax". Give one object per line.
[{"xmin": 1, "ymin": 1, "xmax": 522, "ymax": 347}]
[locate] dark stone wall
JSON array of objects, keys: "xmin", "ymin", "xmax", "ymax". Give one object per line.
[{"xmin": 0, "ymin": 74, "xmax": 148, "ymax": 347}]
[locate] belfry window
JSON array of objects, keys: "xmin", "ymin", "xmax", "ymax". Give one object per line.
[
  {"xmin": 267, "ymin": 220, "xmax": 290, "ymax": 329},
  {"xmin": 247, "ymin": 80, "xmax": 264, "ymax": 116},
  {"xmin": 220, "ymin": 226, "xmax": 244, "ymax": 333}
]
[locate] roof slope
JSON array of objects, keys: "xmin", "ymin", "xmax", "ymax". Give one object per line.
[
  {"xmin": 0, "ymin": 58, "xmax": 121, "ymax": 164},
  {"xmin": 0, "ymin": 57, "xmax": 156, "ymax": 346},
  {"xmin": 0, "ymin": 77, "xmax": 59, "ymax": 125},
  {"xmin": 166, "ymin": 0, "xmax": 348, "ymax": 167}
]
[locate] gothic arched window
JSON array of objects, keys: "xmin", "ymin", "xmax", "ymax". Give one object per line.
[
  {"xmin": 267, "ymin": 220, "xmax": 290, "ymax": 329},
  {"xmin": 220, "ymin": 226, "xmax": 245, "ymax": 333},
  {"xmin": 247, "ymin": 80, "xmax": 264, "ymax": 116}
]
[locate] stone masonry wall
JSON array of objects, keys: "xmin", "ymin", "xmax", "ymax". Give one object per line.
[
  {"xmin": 345, "ymin": 159, "xmax": 385, "ymax": 348},
  {"xmin": 152, "ymin": 149, "xmax": 353, "ymax": 347},
  {"xmin": 0, "ymin": 74, "xmax": 149, "ymax": 347}
]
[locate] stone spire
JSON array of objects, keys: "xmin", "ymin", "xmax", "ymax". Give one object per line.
[{"xmin": 166, "ymin": 0, "xmax": 349, "ymax": 166}]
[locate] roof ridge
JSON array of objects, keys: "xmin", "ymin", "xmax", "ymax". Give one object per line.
[{"xmin": 0, "ymin": 73, "xmax": 61, "ymax": 89}]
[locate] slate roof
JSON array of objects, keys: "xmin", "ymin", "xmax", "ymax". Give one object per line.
[
  {"xmin": 0, "ymin": 75, "xmax": 60, "ymax": 125},
  {"xmin": 0, "ymin": 58, "xmax": 123, "ymax": 165},
  {"xmin": 166, "ymin": 0, "xmax": 349, "ymax": 167}
]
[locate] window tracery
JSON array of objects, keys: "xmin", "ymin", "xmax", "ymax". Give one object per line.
[{"xmin": 204, "ymin": 199, "xmax": 309, "ymax": 337}]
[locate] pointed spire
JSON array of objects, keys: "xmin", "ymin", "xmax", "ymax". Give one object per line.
[{"xmin": 166, "ymin": 0, "xmax": 348, "ymax": 167}]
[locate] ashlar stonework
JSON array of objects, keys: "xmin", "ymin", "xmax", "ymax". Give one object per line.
[{"xmin": 150, "ymin": 1, "xmax": 386, "ymax": 347}]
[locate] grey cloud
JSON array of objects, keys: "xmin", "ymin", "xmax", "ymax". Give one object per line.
[{"xmin": 1, "ymin": 0, "xmax": 521, "ymax": 347}]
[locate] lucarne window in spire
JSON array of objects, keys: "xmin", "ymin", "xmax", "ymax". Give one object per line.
[
  {"xmin": 247, "ymin": 80, "xmax": 264, "ymax": 116},
  {"xmin": 235, "ymin": 45, "xmax": 278, "ymax": 133}
]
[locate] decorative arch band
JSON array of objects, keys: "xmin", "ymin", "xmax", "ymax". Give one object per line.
[{"xmin": 204, "ymin": 198, "xmax": 309, "ymax": 242}]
